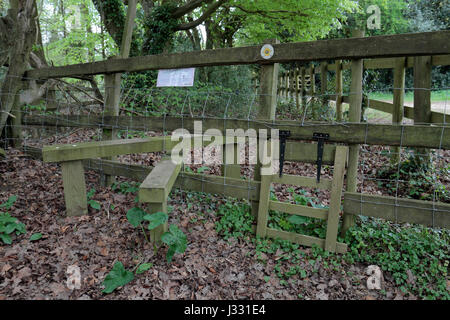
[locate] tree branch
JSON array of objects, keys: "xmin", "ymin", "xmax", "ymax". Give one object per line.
[
  {"xmin": 172, "ymin": 0, "xmax": 214, "ymax": 19},
  {"xmin": 176, "ymin": 0, "xmax": 228, "ymax": 31}
]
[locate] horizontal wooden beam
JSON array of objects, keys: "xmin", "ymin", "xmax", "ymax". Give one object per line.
[
  {"xmin": 266, "ymin": 228, "xmax": 347, "ymax": 254},
  {"xmin": 344, "ymin": 192, "xmax": 450, "ymax": 229},
  {"xmin": 26, "ymin": 31, "xmax": 450, "ymax": 79},
  {"xmin": 367, "ymin": 99, "xmax": 448, "ymax": 123},
  {"xmin": 269, "ymin": 201, "xmax": 328, "ymax": 220},
  {"xmin": 28, "ymin": 115, "xmax": 450, "ymax": 150},
  {"xmin": 327, "ymin": 54, "xmax": 450, "ymax": 71},
  {"xmin": 139, "ymin": 159, "xmax": 181, "ymax": 203}
]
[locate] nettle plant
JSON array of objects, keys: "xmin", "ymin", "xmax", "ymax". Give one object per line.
[{"xmin": 126, "ymin": 207, "xmax": 187, "ymax": 263}]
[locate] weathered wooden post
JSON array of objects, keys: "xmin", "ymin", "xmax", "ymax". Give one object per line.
[
  {"xmin": 390, "ymin": 57, "xmax": 406, "ymax": 164},
  {"xmin": 413, "ymin": 56, "xmax": 432, "ymax": 163},
  {"xmin": 252, "ymin": 39, "xmax": 279, "ymax": 218},
  {"xmin": 342, "ymin": 30, "xmax": 365, "ymax": 236},
  {"xmin": 335, "ymin": 60, "xmax": 343, "ymax": 122},
  {"xmin": 320, "ymin": 62, "xmax": 329, "ymax": 114},
  {"xmin": 295, "ymin": 68, "xmax": 300, "ymax": 111},
  {"xmin": 301, "ymin": 67, "xmax": 307, "ymax": 113},
  {"xmin": 101, "ymin": 0, "xmax": 137, "ymax": 186},
  {"xmin": 139, "ymin": 158, "xmax": 181, "ymax": 244}
]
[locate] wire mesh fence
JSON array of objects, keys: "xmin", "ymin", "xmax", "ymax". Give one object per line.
[{"xmin": 0, "ymin": 60, "xmax": 449, "ymax": 229}]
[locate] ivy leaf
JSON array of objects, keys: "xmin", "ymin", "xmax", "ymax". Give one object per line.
[
  {"xmin": 143, "ymin": 212, "xmax": 168, "ymax": 230},
  {"xmin": 126, "ymin": 207, "xmax": 146, "ymax": 227},
  {"xmin": 30, "ymin": 233, "xmax": 43, "ymax": 241},
  {"xmin": 136, "ymin": 263, "xmax": 153, "ymax": 275},
  {"xmin": 88, "ymin": 200, "xmax": 101, "ymax": 210},
  {"xmin": 102, "ymin": 262, "xmax": 134, "ymax": 294},
  {"xmin": 0, "ymin": 233, "xmax": 12, "ymax": 244},
  {"xmin": 288, "ymin": 215, "xmax": 309, "ymax": 225},
  {"xmin": 0, "ymin": 195, "xmax": 17, "ymax": 210}
]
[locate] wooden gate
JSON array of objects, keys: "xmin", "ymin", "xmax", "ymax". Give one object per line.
[{"xmin": 256, "ymin": 144, "xmax": 348, "ymax": 253}]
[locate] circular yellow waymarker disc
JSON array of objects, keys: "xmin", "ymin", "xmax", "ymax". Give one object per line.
[{"xmin": 260, "ymin": 44, "xmax": 274, "ymax": 60}]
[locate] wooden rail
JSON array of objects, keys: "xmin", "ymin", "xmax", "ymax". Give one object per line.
[
  {"xmin": 344, "ymin": 192, "xmax": 450, "ymax": 229},
  {"xmin": 26, "ymin": 31, "xmax": 450, "ymax": 79},
  {"xmin": 29, "ymin": 116, "xmax": 449, "ymax": 149}
]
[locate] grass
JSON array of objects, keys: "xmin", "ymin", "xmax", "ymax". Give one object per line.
[{"xmin": 369, "ymin": 89, "xmax": 449, "ymax": 103}]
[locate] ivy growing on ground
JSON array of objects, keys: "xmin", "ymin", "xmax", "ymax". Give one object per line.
[{"xmin": 213, "ymin": 188, "xmax": 450, "ymax": 300}]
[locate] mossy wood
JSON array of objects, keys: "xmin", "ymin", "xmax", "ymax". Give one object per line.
[{"xmin": 344, "ymin": 193, "xmax": 450, "ymax": 229}]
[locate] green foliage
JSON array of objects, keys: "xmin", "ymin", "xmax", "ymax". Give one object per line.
[
  {"xmin": 126, "ymin": 207, "xmax": 146, "ymax": 227},
  {"xmin": 102, "ymin": 261, "xmax": 134, "ymax": 294},
  {"xmin": 29, "ymin": 233, "xmax": 43, "ymax": 242},
  {"xmin": 135, "ymin": 263, "xmax": 153, "ymax": 275},
  {"xmin": 126, "ymin": 207, "xmax": 187, "ymax": 263},
  {"xmin": 144, "ymin": 212, "xmax": 168, "ymax": 231},
  {"xmin": 161, "ymin": 225, "xmax": 188, "ymax": 263},
  {"xmin": 86, "ymin": 188, "xmax": 101, "ymax": 210},
  {"xmin": 215, "ymin": 201, "xmax": 254, "ymax": 240},
  {"xmin": 0, "ymin": 196, "xmax": 26, "ymax": 245},
  {"xmin": 345, "ymin": 217, "xmax": 450, "ymax": 299},
  {"xmin": 231, "ymin": 0, "xmax": 357, "ymax": 43},
  {"xmin": 112, "ymin": 181, "xmax": 140, "ymax": 195},
  {"xmin": 142, "ymin": 4, "xmax": 179, "ymax": 55},
  {"xmin": 377, "ymin": 150, "xmax": 449, "ymax": 203}
]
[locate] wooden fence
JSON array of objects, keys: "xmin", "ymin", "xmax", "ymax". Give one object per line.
[
  {"xmin": 275, "ymin": 55, "xmax": 450, "ymax": 124},
  {"xmin": 14, "ymin": 29, "xmax": 450, "ymax": 240}
]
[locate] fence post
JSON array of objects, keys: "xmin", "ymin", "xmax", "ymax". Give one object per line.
[
  {"xmin": 252, "ymin": 38, "xmax": 279, "ymax": 218},
  {"xmin": 342, "ymin": 29, "xmax": 365, "ymax": 236},
  {"xmin": 335, "ymin": 60, "xmax": 343, "ymax": 122},
  {"xmin": 301, "ymin": 67, "xmax": 307, "ymax": 113},
  {"xmin": 320, "ymin": 62, "xmax": 328, "ymax": 115},
  {"xmin": 413, "ymin": 56, "xmax": 432, "ymax": 163},
  {"xmin": 101, "ymin": 0, "xmax": 137, "ymax": 186},
  {"xmin": 390, "ymin": 57, "xmax": 406, "ymax": 164},
  {"xmin": 295, "ymin": 68, "xmax": 300, "ymax": 111}
]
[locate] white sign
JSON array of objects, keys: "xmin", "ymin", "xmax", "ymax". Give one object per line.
[
  {"xmin": 261, "ymin": 44, "xmax": 274, "ymax": 60},
  {"xmin": 157, "ymin": 68, "xmax": 196, "ymax": 87}
]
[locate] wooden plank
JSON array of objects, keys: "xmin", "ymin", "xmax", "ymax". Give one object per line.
[
  {"xmin": 284, "ymin": 141, "xmax": 336, "ymax": 164},
  {"xmin": 175, "ymin": 172, "xmax": 260, "ymax": 201},
  {"xmin": 43, "ymin": 136, "xmax": 174, "ymax": 163},
  {"xmin": 344, "ymin": 193, "xmax": 450, "ymax": 229},
  {"xmin": 266, "ymin": 228, "xmax": 347, "ymax": 254},
  {"xmin": 26, "ymin": 31, "xmax": 450, "ymax": 79},
  {"xmin": 325, "ymin": 146, "xmax": 347, "ymax": 251},
  {"xmin": 61, "ymin": 160, "xmax": 88, "ymax": 217},
  {"xmin": 29, "ymin": 115, "xmax": 450, "ymax": 149},
  {"xmin": 256, "ymin": 173, "xmax": 272, "ymax": 237},
  {"xmin": 139, "ymin": 159, "xmax": 182, "ymax": 203},
  {"xmin": 268, "ymin": 201, "xmax": 328, "ymax": 220},
  {"xmin": 271, "ymin": 174, "xmax": 332, "ymax": 190}
]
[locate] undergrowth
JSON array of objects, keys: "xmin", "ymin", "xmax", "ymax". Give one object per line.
[{"xmin": 214, "ymin": 188, "xmax": 450, "ymax": 300}]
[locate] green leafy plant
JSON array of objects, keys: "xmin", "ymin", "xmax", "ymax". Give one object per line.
[
  {"xmin": 135, "ymin": 263, "xmax": 153, "ymax": 275},
  {"xmin": 0, "ymin": 196, "xmax": 26, "ymax": 245},
  {"xmin": 102, "ymin": 261, "xmax": 134, "ymax": 294},
  {"xmin": 87, "ymin": 189, "xmax": 101, "ymax": 210},
  {"xmin": 215, "ymin": 201, "xmax": 254, "ymax": 240},
  {"xmin": 161, "ymin": 225, "xmax": 188, "ymax": 263},
  {"xmin": 345, "ymin": 217, "xmax": 450, "ymax": 300},
  {"xmin": 126, "ymin": 207, "xmax": 187, "ymax": 263},
  {"xmin": 29, "ymin": 233, "xmax": 43, "ymax": 242}
]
